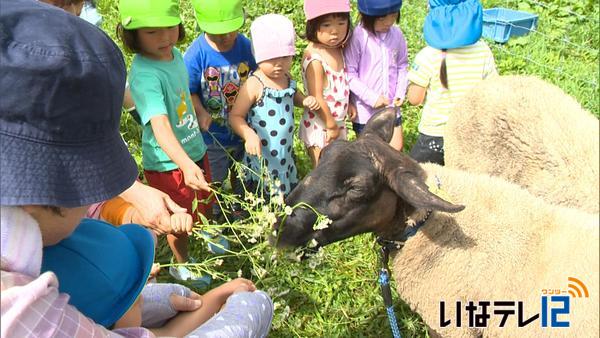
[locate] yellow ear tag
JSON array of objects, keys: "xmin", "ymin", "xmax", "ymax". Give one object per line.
[
  {"xmin": 428, "ymin": 184, "xmax": 453, "ymax": 203},
  {"xmin": 123, "ymin": 17, "xmax": 132, "ymax": 26}
]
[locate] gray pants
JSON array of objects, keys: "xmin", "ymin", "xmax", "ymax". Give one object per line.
[
  {"xmin": 206, "ymin": 142, "xmax": 245, "ymax": 217},
  {"xmin": 186, "ymin": 291, "xmax": 273, "ymax": 338}
]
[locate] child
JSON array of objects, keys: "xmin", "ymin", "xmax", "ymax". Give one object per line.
[
  {"xmin": 299, "ymin": 0, "xmax": 352, "ymax": 168},
  {"xmin": 117, "ymin": 0, "xmax": 213, "ymax": 286},
  {"xmin": 407, "ymin": 0, "xmax": 497, "ymax": 165},
  {"xmin": 184, "ymin": 0, "xmax": 257, "ymax": 217},
  {"xmin": 229, "ymin": 14, "xmax": 320, "ymax": 197},
  {"xmin": 0, "ymin": 2, "xmax": 156, "ymax": 336},
  {"xmin": 344, "ymin": 0, "xmax": 408, "ymax": 151},
  {"xmin": 41, "ymin": 220, "xmax": 273, "ymax": 337},
  {"xmin": 40, "ymin": 0, "xmax": 84, "ymax": 15}
]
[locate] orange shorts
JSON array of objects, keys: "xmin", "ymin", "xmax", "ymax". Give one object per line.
[{"xmin": 144, "ymin": 155, "xmax": 213, "ymax": 223}]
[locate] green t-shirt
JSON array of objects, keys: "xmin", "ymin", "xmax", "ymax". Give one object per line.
[{"xmin": 130, "ymin": 48, "xmax": 207, "ymax": 172}]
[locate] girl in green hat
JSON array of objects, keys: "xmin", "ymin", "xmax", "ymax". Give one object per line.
[{"xmin": 117, "ymin": 0, "xmax": 213, "ymax": 287}]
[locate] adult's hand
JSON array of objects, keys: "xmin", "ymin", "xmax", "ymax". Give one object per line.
[
  {"xmin": 141, "ymin": 283, "xmax": 203, "ymax": 328},
  {"xmin": 120, "ymin": 181, "xmax": 187, "ymax": 234}
]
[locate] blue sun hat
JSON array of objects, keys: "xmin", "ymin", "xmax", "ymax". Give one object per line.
[
  {"xmin": 41, "ymin": 219, "xmax": 155, "ymax": 327},
  {"xmin": 357, "ymin": 0, "xmax": 403, "ymax": 16},
  {"xmin": 0, "ymin": 0, "xmax": 137, "ymax": 207},
  {"xmin": 423, "ymin": 0, "xmax": 483, "ymax": 49}
]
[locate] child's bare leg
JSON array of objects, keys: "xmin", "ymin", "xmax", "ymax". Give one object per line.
[
  {"xmin": 390, "ymin": 125, "xmax": 404, "ymax": 151},
  {"xmin": 307, "ymin": 146, "xmax": 321, "ymax": 168},
  {"xmin": 168, "ymin": 233, "xmax": 189, "ymax": 263}
]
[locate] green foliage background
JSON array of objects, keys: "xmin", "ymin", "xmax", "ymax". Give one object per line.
[{"xmin": 95, "ymin": 0, "xmax": 598, "ymax": 336}]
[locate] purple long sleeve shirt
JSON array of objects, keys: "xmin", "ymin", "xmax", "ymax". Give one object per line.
[{"xmin": 344, "ymin": 24, "xmax": 409, "ymax": 124}]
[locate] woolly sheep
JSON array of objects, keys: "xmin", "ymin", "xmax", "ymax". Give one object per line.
[
  {"xmin": 394, "ymin": 163, "xmax": 599, "ymax": 337},
  {"xmin": 277, "ymin": 109, "xmax": 599, "ymax": 337},
  {"xmin": 444, "ymin": 75, "xmax": 599, "ymax": 213}
]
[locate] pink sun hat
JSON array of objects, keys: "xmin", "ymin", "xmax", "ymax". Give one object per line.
[
  {"xmin": 250, "ymin": 14, "xmax": 296, "ymax": 64},
  {"xmin": 303, "ymin": 0, "xmax": 351, "ymax": 21}
]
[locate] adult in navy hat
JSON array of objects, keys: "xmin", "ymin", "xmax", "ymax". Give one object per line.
[
  {"xmin": 344, "ymin": 0, "xmax": 408, "ymax": 151},
  {"xmin": 405, "ymin": 0, "xmax": 496, "ymax": 165},
  {"xmin": 0, "ymin": 0, "xmax": 199, "ymax": 336}
]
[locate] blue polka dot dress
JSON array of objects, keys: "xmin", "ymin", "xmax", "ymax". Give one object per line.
[{"xmin": 243, "ymin": 76, "xmax": 298, "ymax": 196}]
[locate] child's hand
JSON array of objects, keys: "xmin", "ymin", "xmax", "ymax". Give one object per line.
[
  {"xmin": 347, "ymin": 103, "xmax": 358, "ymax": 121},
  {"xmin": 198, "ymin": 111, "xmax": 212, "ymax": 131},
  {"xmin": 374, "ymin": 95, "xmax": 390, "ymax": 108},
  {"xmin": 302, "ymin": 96, "xmax": 320, "ymax": 111},
  {"xmin": 219, "ymin": 278, "xmax": 257, "ymax": 297},
  {"xmin": 325, "ymin": 125, "xmax": 340, "ymax": 142},
  {"xmin": 181, "ymin": 162, "xmax": 210, "ymax": 192},
  {"xmin": 244, "ymin": 132, "xmax": 262, "ymax": 157},
  {"xmin": 393, "ymin": 97, "xmax": 403, "ymax": 107},
  {"xmin": 169, "ymin": 212, "xmax": 193, "ymax": 234}
]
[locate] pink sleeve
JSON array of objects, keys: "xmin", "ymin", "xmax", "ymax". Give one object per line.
[
  {"xmin": 1, "ymin": 271, "xmax": 155, "ymax": 338},
  {"xmin": 86, "ymin": 202, "xmax": 106, "ymax": 220},
  {"xmin": 394, "ymin": 33, "xmax": 409, "ymax": 101},
  {"xmin": 344, "ymin": 28, "xmax": 380, "ymax": 107}
]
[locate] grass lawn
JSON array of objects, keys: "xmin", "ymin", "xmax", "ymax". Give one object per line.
[{"xmin": 95, "ymin": 0, "xmax": 598, "ymax": 336}]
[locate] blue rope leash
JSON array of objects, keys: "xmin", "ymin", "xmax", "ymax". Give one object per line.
[
  {"xmin": 376, "ymin": 175, "xmax": 442, "ymax": 338},
  {"xmin": 378, "ymin": 268, "xmax": 402, "ymax": 338}
]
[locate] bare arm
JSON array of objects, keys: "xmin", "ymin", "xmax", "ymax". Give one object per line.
[
  {"xmin": 191, "ymin": 93, "xmax": 212, "ymax": 131},
  {"xmin": 305, "ymin": 60, "xmax": 335, "ymax": 128},
  {"xmin": 150, "ymin": 115, "xmax": 209, "ymax": 191},
  {"xmin": 407, "ymin": 84, "xmax": 427, "ymax": 106},
  {"xmin": 293, "ymin": 89, "xmax": 320, "ymax": 111},
  {"xmin": 229, "ymin": 77, "xmax": 262, "ymax": 157},
  {"xmin": 150, "ymin": 279, "xmax": 256, "ymax": 337}
]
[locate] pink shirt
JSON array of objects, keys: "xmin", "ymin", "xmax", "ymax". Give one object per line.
[
  {"xmin": 344, "ymin": 24, "xmax": 409, "ymax": 124},
  {"xmin": 0, "ymin": 206, "xmax": 154, "ymax": 338}
]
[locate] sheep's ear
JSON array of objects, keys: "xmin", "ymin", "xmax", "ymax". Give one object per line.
[
  {"xmin": 362, "ymin": 108, "xmax": 396, "ymax": 143},
  {"xmin": 390, "ymin": 172, "xmax": 465, "ymax": 213},
  {"xmin": 377, "ymin": 151, "xmax": 465, "ymax": 213}
]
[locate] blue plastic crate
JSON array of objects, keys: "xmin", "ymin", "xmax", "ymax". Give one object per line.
[{"xmin": 482, "ymin": 8, "xmax": 539, "ymax": 43}]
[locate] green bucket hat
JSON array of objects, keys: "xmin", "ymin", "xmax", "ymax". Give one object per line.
[
  {"xmin": 192, "ymin": 0, "xmax": 244, "ymax": 34},
  {"xmin": 119, "ymin": 0, "xmax": 181, "ymax": 30}
]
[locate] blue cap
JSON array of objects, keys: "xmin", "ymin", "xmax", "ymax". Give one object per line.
[
  {"xmin": 41, "ymin": 219, "xmax": 155, "ymax": 327},
  {"xmin": 0, "ymin": 0, "xmax": 138, "ymax": 207},
  {"xmin": 358, "ymin": 0, "xmax": 403, "ymax": 16},
  {"xmin": 423, "ymin": 0, "xmax": 483, "ymax": 49}
]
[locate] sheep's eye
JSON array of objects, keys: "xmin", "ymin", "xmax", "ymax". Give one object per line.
[{"xmin": 347, "ymin": 186, "xmax": 364, "ymax": 200}]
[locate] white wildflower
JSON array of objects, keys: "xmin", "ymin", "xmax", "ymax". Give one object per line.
[
  {"xmin": 308, "ymin": 238, "xmax": 319, "ymax": 248},
  {"xmin": 287, "ymin": 252, "xmax": 302, "ymax": 262},
  {"xmin": 284, "ymin": 206, "xmax": 293, "ymax": 216},
  {"xmin": 281, "ymin": 305, "xmax": 291, "ymax": 320},
  {"xmin": 266, "ymin": 212, "xmax": 277, "ymax": 227},
  {"xmin": 248, "ymin": 237, "xmax": 258, "ymax": 244},
  {"xmin": 213, "ymin": 259, "xmax": 223, "ymax": 266},
  {"xmin": 237, "ymin": 269, "xmax": 243, "ymax": 278},
  {"xmin": 313, "ymin": 217, "xmax": 332, "ymax": 230},
  {"xmin": 252, "ymin": 266, "xmax": 267, "ymax": 278},
  {"xmin": 272, "ymin": 192, "xmax": 284, "ymax": 206}
]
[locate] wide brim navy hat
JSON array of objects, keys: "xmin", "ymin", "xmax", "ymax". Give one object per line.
[
  {"xmin": 358, "ymin": 0, "xmax": 403, "ymax": 17},
  {"xmin": 0, "ymin": 0, "xmax": 138, "ymax": 207},
  {"xmin": 423, "ymin": 0, "xmax": 483, "ymax": 49},
  {"xmin": 41, "ymin": 219, "xmax": 155, "ymax": 327}
]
